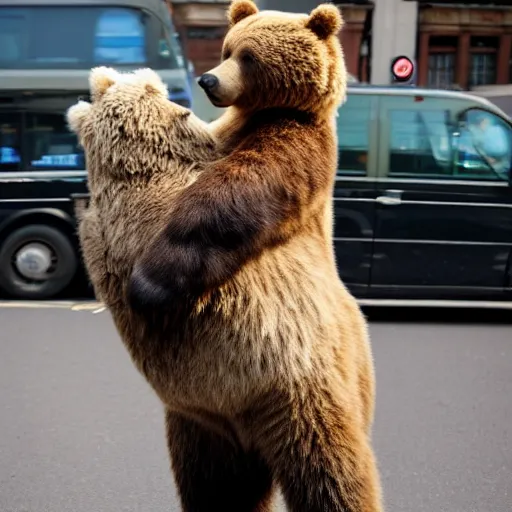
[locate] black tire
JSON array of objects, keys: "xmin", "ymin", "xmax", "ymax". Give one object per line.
[{"xmin": 0, "ymin": 224, "xmax": 78, "ymax": 300}]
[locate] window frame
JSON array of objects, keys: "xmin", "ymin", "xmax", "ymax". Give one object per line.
[
  {"xmin": 427, "ymin": 36, "xmax": 458, "ymax": 89},
  {"xmin": 469, "ymin": 35, "xmax": 499, "ymax": 88}
]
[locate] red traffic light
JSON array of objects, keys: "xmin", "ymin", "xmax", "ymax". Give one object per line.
[{"xmin": 391, "ymin": 56, "xmax": 415, "ymax": 82}]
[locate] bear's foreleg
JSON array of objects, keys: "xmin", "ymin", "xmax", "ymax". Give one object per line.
[
  {"xmin": 165, "ymin": 410, "xmax": 276, "ymax": 512},
  {"xmin": 127, "ymin": 147, "xmax": 325, "ymax": 310},
  {"xmin": 241, "ymin": 388, "xmax": 384, "ymax": 512}
]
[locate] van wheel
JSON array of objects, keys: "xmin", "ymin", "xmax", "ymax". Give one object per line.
[{"xmin": 0, "ymin": 225, "xmax": 78, "ymax": 300}]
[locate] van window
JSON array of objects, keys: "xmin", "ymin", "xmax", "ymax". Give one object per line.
[
  {"xmin": 388, "ymin": 107, "xmax": 452, "ymax": 178},
  {"xmin": 337, "ymin": 94, "xmax": 373, "ymax": 176},
  {"xmin": 94, "ymin": 8, "xmax": 146, "ymax": 65},
  {"xmin": 0, "ymin": 6, "xmax": 151, "ymax": 68},
  {"xmin": 26, "ymin": 113, "xmax": 84, "ymax": 171},
  {"xmin": 0, "ymin": 113, "xmax": 21, "ymax": 172},
  {"xmin": 454, "ymin": 109, "xmax": 511, "ymax": 181}
]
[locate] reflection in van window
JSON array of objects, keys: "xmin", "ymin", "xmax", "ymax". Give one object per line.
[
  {"xmin": 0, "ymin": 114, "xmax": 21, "ymax": 172},
  {"xmin": 389, "ymin": 109, "xmax": 452, "ymax": 177},
  {"xmin": 94, "ymin": 8, "xmax": 145, "ymax": 65},
  {"xmin": 27, "ymin": 114, "xmax": 84, "ymax": 171},
  {"xmin": 337, "ymin": 95, "xmax": 373, "ymax": 176},
  {"xmin": 456, "ymin": 110, "xmax": 511, "ymax": 181}
]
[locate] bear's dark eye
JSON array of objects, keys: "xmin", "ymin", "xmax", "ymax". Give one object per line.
[
  {"xmin": 222, "ymin": 48, "xmax": 232, "ymax": 61},
  {"xmin": 241, "ymin": 51, "xmax": 256, "ymax": 65}
]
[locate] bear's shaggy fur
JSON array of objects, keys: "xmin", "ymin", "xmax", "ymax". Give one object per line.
[
  {"xmin": 70, "ymin": 2, "xmax": 384, "ymax": 511},
  {"xmin": 66, "ymin": 67, "xmax": 217, "ymax": 306}
]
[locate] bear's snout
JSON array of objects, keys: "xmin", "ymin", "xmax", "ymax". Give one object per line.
[{"xmin": 198, "ymin": 73, "xmax": 219, "ymax": 93}]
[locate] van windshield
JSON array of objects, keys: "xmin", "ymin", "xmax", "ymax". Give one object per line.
[{"xmin": 0, "ymin": 5, "xmax": 179, "ymax": 70}]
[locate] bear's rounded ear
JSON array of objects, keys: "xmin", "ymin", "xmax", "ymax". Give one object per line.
[
  {"xmin": 89, "ymin": 66, "xmax": 119, "ymax": 99},
  {"xmin": 227, "ymin": 0, "xmax": 258, "ymax": 27},
  {"xmin": 66, "ymin": 101, "xmax": 92, "ymax": 135},
  {"xmin": 133, "ymin": 68, "xmax": 169, "ymax": 97},
  {"xmin": 306, "ymin": 4, "xmax": 344, "ymax": 40}
]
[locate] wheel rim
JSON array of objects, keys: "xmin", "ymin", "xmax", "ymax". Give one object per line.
[{"xmin": 12, "ymin": 242, "xmax": 57, "ymax": 281}]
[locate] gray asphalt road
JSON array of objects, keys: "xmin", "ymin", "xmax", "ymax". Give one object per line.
[{"xmin": 0, "ymin": 305, "xmax": 511, "ymax": 512}]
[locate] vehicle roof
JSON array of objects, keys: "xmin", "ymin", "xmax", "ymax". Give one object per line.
[
  {"xmin": 0, "ymin": 0, "xmax": 165, "ymax": 8},
  {"xmin": 347, "ymin": 84, "xmax": 510, "ymax": 120}
]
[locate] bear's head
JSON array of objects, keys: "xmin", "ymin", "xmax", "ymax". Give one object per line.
[
  {"xmin": 66, "ymin": 67, "xmax": 214, "ymax": 177},
  {"xmin": 198, "ymin": 0, "xmax": 347, "ymax": 115}
]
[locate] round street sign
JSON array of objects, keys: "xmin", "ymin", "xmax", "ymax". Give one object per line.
[{"xmin": 391, "ymin": 56, "xmax": 415, "ymax": 82}]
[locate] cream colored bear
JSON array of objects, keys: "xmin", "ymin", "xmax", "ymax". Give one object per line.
[{"xmin": 66, "ymin": 66, "xmax": 217, "ymax": 306}]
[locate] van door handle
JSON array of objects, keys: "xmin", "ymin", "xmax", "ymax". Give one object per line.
[{"xmin": 376, "ymin": 189, "xmax": 403, "ymax": 206}]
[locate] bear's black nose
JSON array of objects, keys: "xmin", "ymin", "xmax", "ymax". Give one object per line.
[{"xmin": 198, "ymin": 73, "xmax": 219, "ymax": 92}]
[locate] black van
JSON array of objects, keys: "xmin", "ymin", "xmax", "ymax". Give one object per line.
[
  {"xmin": 334, "ymin": 85, "xmax": 512, "ymax": 305},
  {"xmin": 0, "ymin": 90, "xmax": 87, "ymax": 299}
]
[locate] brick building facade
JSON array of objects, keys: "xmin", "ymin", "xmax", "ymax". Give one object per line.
[
  {"xmin": 168, "ymin": 1, "xmax": 512, "ymax": 91},
  {"xmin": 416, "ymin": 2, "xmax": 512, "ymax": 90}
]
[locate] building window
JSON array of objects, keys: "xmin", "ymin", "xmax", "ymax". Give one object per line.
[
  {"xmin": 427, "ymin": 36, "xmax": 457, "ymax": 89},
  {"xmin": 469, "ymin": 36, "xmax": 498, "ymax": 87},
  {"xmin": 428, "ymin": 53, "xmax": 455, "ymax": 88}
]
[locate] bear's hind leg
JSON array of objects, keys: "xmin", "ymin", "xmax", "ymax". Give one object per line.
[
  {"xmin": 165, "ymin": 410, "xmax": 275, "ymax": 512},
  {"xmin": 244, "ymin": 390, "xmax": 384, "ymax": 512}
]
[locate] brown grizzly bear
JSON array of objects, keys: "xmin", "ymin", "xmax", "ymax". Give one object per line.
[{"xmin": 71, "ymin": 2, "xmax": 384, "ymax": 512}]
